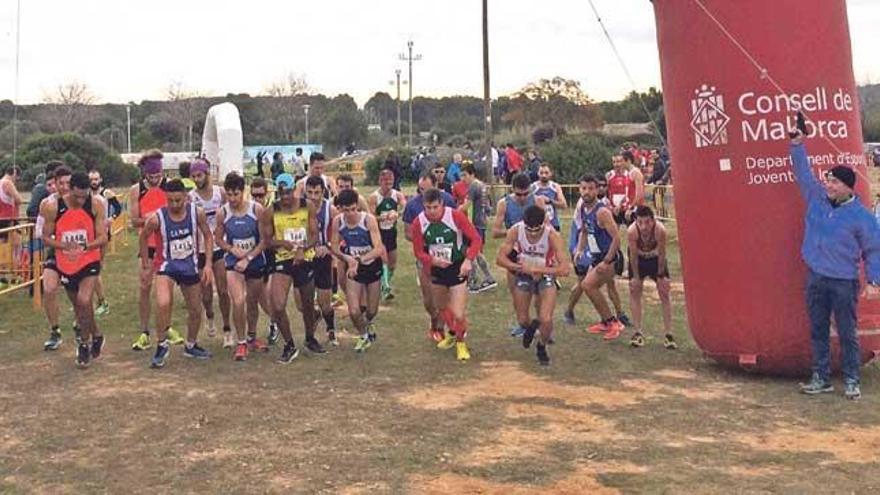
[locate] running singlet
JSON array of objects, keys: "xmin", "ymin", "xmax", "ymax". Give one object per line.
[
  {"xmin": 580, "ymin": 202, "xmax": 613, "ymax": 257},
  {"xmin": 337, "ymin": 212, "xmax": 375, "ymax": 264},
  {"xmin": 503, "ymin": 193, "xmax": 536, "ymax": 229},
  {"xmin": 515, "ymin": 222, "xmax": 555, "ymax": 270},
  {"xmin": 531, "ymin": 182, "xmax": 560, "ymax": 228},
  {"xmin": 636, "ymin": 223, "xmax": 659, "ymax": 256},
  {"xmin": 222, "ymin": 201, "xmax": 265, "ymax": 269},
  {"xmin": 0, "ymin": 179, "xmax": 15, "ymax": 219},
  {"xmin": 273, "ymin": 199, "xmax": 314, "ymax": 262},
  {"xmin": 297, "ymin": 174, "xmax": 332, "ymax": 199},
  {"xmin": 190, "ymin": 185, "xmax": 223, "ymax": 253},
  {"xmin": 139, "ymin": 179, "xmax": 168, "ymax": 248},
  {"xmin": 606, "ymin": 170, "xmax": 635, "ymax": 209},
  {"xmin": 374, "ymin": 190, "xmax": 403, "ymax": 231},
  {"xmin": 315, "ymin": 199, "xmax": 331, "ymax": 247},
  {"xmin": 158, "ymin": 203, "xmax": 199, "ymax": 277},
  {"xmin": 54, "ymin": 196, "xmax": 101, "ymax": 275},
  {"xmin": 417, "ymin": 207, "xmax": 466, "ymax": 265}
]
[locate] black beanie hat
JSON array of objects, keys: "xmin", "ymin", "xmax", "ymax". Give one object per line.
[{"xmin": 829, "ymin": 165, "xmax": 856, "ymax": 190}]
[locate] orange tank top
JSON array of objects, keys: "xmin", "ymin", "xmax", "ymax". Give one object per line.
[
  {"xmin": 138, "ymin": 179, "xmax": 167, "ymax": 248},
  {"xmin": 55, "ymin": 196, "xmax": 101, "ymax": 275}
]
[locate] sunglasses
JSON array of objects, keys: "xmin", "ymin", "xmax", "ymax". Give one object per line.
[{"xmin": 514, "ymin": 191, "xmax": 529, "ymax": 197}]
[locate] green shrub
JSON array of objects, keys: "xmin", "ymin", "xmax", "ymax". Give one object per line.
[
  {"xmin": 539, "ymin": 133, "xmax": 613, "ymax": 184},
  {"xmin": 14, "ymin": 132, "xmax": 140, "ymax": 188},
  {"xmin": 364, "ymin": 147, "xmax": 416, "ymax": 186}
]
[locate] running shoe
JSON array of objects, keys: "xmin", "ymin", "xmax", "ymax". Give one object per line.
[
  {"xmin": 90, "ymin": 335, "xmax": 105, "ymax": 359},
  {"xmin": 455, "ymin": 341, "xmax": 471, "ymax": 361},
  {"xmin": 150, "ymin": 342, "xmax": 170, "ymax": 369},
  {"xmin": 132, "ymin": 332, "xmax": 151, "ymax": 351},
  {"xmin": 437, "ymin": 333, "xmax": 457, "ymax": 350},
  {"xmin": 166, "ymin": 327, "xmax": 185, "ymax": 346},
  {"xmin": 536, "ymin": 343, "xmax": 550, "ymax": 366},
  {"xmin": 95, "ymin": 301, "xmax": 110, "ymax": 317},
  {"xmin": 663, "ymin": 334, "xmax": 678, "ymax": 350},
  {"xmin": 305, "ymin": 337, "xmax": 327, "ymax": 354},
  {"xmin": 800, "ymin": 374, "xmax": 833, "ymax": 395},
  {"xmin": 247, "ymin": 336, "xmax": 270, "ymax": 353},
  {"xmin": 587, "ymin": 321, "xmax": 608, "ymax": 335},
  {"xmin": 630, "ymin": 331, "xmax": 645, "ymax": 348},
  {"xmin": 331, "ymin": 292, "xmax": 345, "ymax": 307},
  {"xmin": 43, "ymin": 329, "xmax": 62, "ymax": 351},
  {"xmin": 603, "ymin": 320, "xmax": 624, "ymax": 341},
  {"xmin": 468, "ymin": 284, "xmax": 481, "ymax": 294},
  {"xmin": 844, "ymin": 382, "xmax": 862, "ymax": 401},
  {"xmin": 563, "ymin": 310, "xmax": 576, "ymax": 326},
  {"xmin": 327, "ymin": 330, "xmax": 339, "ymax": 347},
  {"xmin": 75, "ymin": 343, "xmax": 91, "ymax": 369},
  {"xmin": 267, "ymin": 322, "xmax": 280, "ymax": 346},
  {"xmin": 222, "ymin": 331, "xmax": 235, "ymax": 349},
  {"xmin": 233, "ymin": 342, "xmax": 248, "ymax": 361},
  {"xmin": 183, "ymin": 343, "xmax": 212, "ymax": 360},
  {"xmin": 429, "ymin": 328, "xmax": 444, "ymax": 343},
  {"xmin": 617, "ymin": 313, "xmax": 633, "ymax": 327},
  {"xmin": 277, "ymin": 342, "xmax": 300, "ymax": 364},
  {"xmin": 509, "ymin": 325, "xmax": 525, "ymax": 337},
  {"xmin": 353, "ymin": 334, "xmax": 372, "ymax": 353},
  {"xmin": 522, "ymin": 321, "xmax": 538, "ymax": 349},
  {"xmin": 478, "ymin": 280, "xmax": 498, "ymax": 293},
  {"xmin": 206, "ymin": 319, "xmax": 217, "ymax": 338}
]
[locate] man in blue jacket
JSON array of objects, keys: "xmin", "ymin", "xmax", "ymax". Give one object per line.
[{"xmin": 791, "ymin": 119, "xmax": 880, "ymax": 400}]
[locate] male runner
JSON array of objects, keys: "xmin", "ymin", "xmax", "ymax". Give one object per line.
[
  {"xmin": 250, "ymin": 178, "xmax": 281, "ymax": 346},
  {"xmin": 332, "ymin": 173, "xmax": 369, "ymax": 300},
  {"xmin": 41, "ymin": 172, "xmax": 107, "ymax": 368},
  {"xmin": 214, "ymin": 173, "xmax": 270, "ymax": 361},
  {"xmin": 189, "ymin": 158, "xmax": 232, "ymax": 342},
  {"xmin": 411, "ymin": 188, "xmax": 482, "ymax": 361},
  {"xmin": 88, "ymin": 169, "xmax": 121, "ymax": 316},
  {"xmin": 330, "ymin": 189, "xmax": 385, "ymax": 352},
  {"xmin": 294, "ymin": 152, "xmax": 338, "ymax": 199},
  {"xmin": 303, "ymin": 175, "xmax": 339, "ymax": 345},
  {"xmin": 368, "ymin": 165, "xmax": 406, "ymax": 301},
  {"xmin": 41, "ymin": 165, "xmax": 71, "ymax": 350},
  {"xmin": 459, "ymin": 164, "xmax": 497, "ymax": 293},
  {"xmin": 139, "ymin": 179, "xmax": 214, "ymax": 368},
  {"xmin": 606, "ymin": 152, "xmax": 644, "ymax": 225},
  {"xmin": 573, "ymin": 174, "xmax": 626, "ymax": 340},
  {"xmin": 130, "ymin": 150, "xmax": 186, "ymax": 350},
  {"xmin": 403, "ymin": 173, "xmax": 457, "ymax": 342},
  {"xmin": 626, "ymin": 206, "xmax": 675, "ymax": 349},
  {"xmin": 263, "ymin": 173, "xmax": 325, "ymax": 363},
  {"xmin": 497, "ymin": 205, "xmax": 570, "ymax": 365},
  {"xmin": 530, "ymin": 163, "xmax": 567, "ymax": 232}
]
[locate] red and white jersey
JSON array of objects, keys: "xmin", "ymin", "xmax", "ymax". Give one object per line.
[
  {"xmin": 0, "ymin": 178, "xmax": 16, "ymax": 219},
  {"xmin": 606, "ymin": 169, "xmax": 636, "ymax": 209},
  {"xmin": 514, "ymin": 221, "xmax": 555, "ymax": 268}
]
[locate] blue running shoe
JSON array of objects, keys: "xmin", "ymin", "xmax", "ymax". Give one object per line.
[
  {"xmin": 509, "ymin": 325, "xmax": 525, "ymax": 337},
  {"xmin": 618, "ymin": 313, "xmax": 633, "ymax": 327},
  {"xmin": 183, "ymin": 343, "xmax": 212, "ymax": 360},
  {"xmin": 151, "ymin": 342, "xmax": 170, "ymax": 369},
  {"xmin": 563, "ymin": 310, "xmax": 576, "ymax": 326}
]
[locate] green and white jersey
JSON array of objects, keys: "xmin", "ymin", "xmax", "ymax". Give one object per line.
[
  {"xmin": 417, "ymin": 207, "xmax": 465, "ymax": 264},
  {"xmin": 372, "ymin": 189, "xmax": 404, "ymax": 231}
]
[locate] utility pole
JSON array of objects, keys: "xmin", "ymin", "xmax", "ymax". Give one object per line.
[
  {"xmin": 126, "ymin": 105, "xmax": 132, "ymax": 153},
  {"xmin": 389, "ymin": 69, "xmax": 408, "ymax": 144},
  {"xmin": 399, "ymin": 40, "xmax": 422, "ymax": 148},
  {"xmin": 303, "ymin": 104, "xmax": 311, "ymax": 144},
  {"xmin": 482, "ymin": 0, "xmax": 492, "ymax": 150}
]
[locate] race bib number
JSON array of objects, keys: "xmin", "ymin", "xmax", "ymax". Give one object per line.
[
  {"xmin": 612, "ymin": 194, "xmax": 626, "ymax": 208},
  {"xmin": 545, "ymin": 204, "xmax": 556, "ymax": 222},
  {"xmin": 169, "ymin": 238, "xmax": 194, "ymax": 260},
  {"xmin": 232, "ymin": 237, "xmax": 256, "ymax": 252},
  {"xmin": 379, "ymin": 212, "xmax": 395, "ymax": 230},
  {"xmin": 429, "ymin": 244, "xmax": 453, "ymax": 263},
  {"xmin": 283, "ymin": 228, "xmax": 307, "ymax": 248},
  {"xmin": 61, "ymin": 229, "xmax": 87, "ymax": 248},
  {"xmin": 587, "ymin": 234, "xmax": 600, "ymax": 254},
  {"xmin": 205, "ymin": 210, "xmax": 218, "ymax": 231},
  {"xmin": 348, "ymin": 245, "xmax": 373, "ymax": 264}
]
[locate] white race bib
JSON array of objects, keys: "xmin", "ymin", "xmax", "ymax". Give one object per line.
[
  {"xmin": 283, "ymin": 228, "xmax": 307, "ymax": 248},
  {"xmin": 545, "ymin": 204, "xmax": 556, "ymax": 222},
  {"xmin": 379, "ymin": 212, "xmax": 395, "ymax": 230},
  {"xmin": 349, "ymin": 245, "xmax": 374, "ymax": 264},
  {"xmin": 612, "ymin": 194, "xmax": 626, "ymax": 208},
  {"xmin": 61, "ymin": 229, "xmax": 87, "ymax": 247},
  {"xmin": 169, "ymin": 238, "xmax": 194, "ymax": 260},
  {"xmin": 588, "ymin": 234, "xmax": 600, "ymax": 254},
  {"xmin": 233, "ymin": 237, "xmax": 256, "ymax": 252},
  {"xmin": 429, "ymin": 244, "xmax": 453, "ymax": 263}
]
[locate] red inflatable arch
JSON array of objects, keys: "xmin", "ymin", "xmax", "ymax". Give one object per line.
[{"xmin": 652, "ymin": 0, "xmax": 880, "ymax": 375}]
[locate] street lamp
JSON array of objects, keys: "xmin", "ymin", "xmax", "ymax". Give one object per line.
[{"xmin": 303, "ymin": 104, "xmax": 311, "ymax": 144}]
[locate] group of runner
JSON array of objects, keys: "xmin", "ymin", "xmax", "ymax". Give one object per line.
[{"xmin": 37, "ymin": 147, "xmax": 674, "ymax": 369}]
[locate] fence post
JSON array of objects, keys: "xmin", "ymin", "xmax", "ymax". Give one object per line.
[{"xmin": 32, "ymin": 248, "xmax": 42, "ymax": 310}]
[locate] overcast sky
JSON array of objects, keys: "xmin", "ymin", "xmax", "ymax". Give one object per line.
[{"xmin": 1, "ymin": 0, "xmax": 878, "ymax": 107}]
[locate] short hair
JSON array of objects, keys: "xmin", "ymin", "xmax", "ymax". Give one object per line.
[
  {"xmin": 622, "ymin": 151, "xmax": 635, "ymax": 164},
  {"xmin": 46, "ymin": 161, "xmax": 64, "ymax": 174},
  {"xmin": 54, "ymin": 165, "xmax": 73, "ymax": 180},
  {"xmin": 273, "ymin": 151, "xmax": 282, "ymax": 160},
  {"xmin": 310, "ymin": 152, "xmax": 325, "ymax": 164},
  {"xmin": 524, "ymin": 205, "xmax": 545, "ymax": 228},
  {"xmin": 178, "ymin": 161, "xmax": 191, "ymax": 178},
  {"xmin": 337, "ymin": 173, "xmax": 353, "ymax": 185},
  {"xmin": 461, "ymin": 164, "xmax": 477, "ymax": 176},
  {"xmin": 250, "ymin": 177, "xmax": 267, "ymax": 191},
  {"xmin": 538, "ymin": 162, "xmax": 552, "ymax": 171},
  {"xmin": 419, "ymin": 172, "xmax": 437, "ymax": 186},
  {"xmin": 431, "ymin": 163, "xmax": 446, "ymax": 171},
  {"xmin": 334, "ymin": 189, "xmax": 359, "ymax": 207},
  {"xmin": 137, "ymin": 149, "xmax": 163, "ymax": 167},
  {"xmin": 46, "ymin": 171, "xmax": 56, "ymax": 181},
  {"xmin": 223, "ymin": 172, "xmax": 245, "ymax": 192},
  {"xmin": 3, "ymin": 165, "xmax": 20, "ymax": 176},
  {"xmin": 634, "ymin": 205, "xmax": 654, "ymax": 219},
  {"xmin": 379, "ymin": 165, "xmax": 395, "ymax": 175},
  {"xmin": 579, "ymin": 174, "xmax": 598, "ymax": 185},
  {"xmin": 163, "ymin": 178, "xmax": 187, "ymax": 194},
  {"xmin": 88, "ymin": 168, "xmax": 101, "ymax": 177},
  {"xmin": 305, "ymin": 175, "xmax": 325, "ymax": 189},
  {"xmin": 70, "ymin": 172, "xmax": 90, "ymax": 190},
  {"xmin": 422, "ymin": 188, "xmax": 442, "ymax": 204},
  {"xmin": 295, "ymin": 147, "xmax": 303, "ymax": 154},
  {"xmin": 511, "ymin": 173, "xmax": 531, "ymax": 190}
]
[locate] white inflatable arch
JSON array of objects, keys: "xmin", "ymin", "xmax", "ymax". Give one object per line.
[{"xmin": 201, "ymin": 102, "xmax": 244, "ymax": 179}]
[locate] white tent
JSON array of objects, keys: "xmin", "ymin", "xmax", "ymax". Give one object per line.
[{"xmin": 201, "ymin": 102, "xmax": 244, "ymax": 179}]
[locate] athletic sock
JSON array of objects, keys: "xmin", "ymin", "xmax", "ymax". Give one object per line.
[{"xmin": 322, "ymin": 311, "xmax": 336, "ymax": 331}]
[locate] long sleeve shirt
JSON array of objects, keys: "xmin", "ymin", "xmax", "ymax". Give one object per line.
[
  {"xmin": 410, "ymin": 207, "xmax": 483, "ymax": 268},
  {"xmin": 791, "ymin": 142, "xmax": 880, "ymax": 283}
]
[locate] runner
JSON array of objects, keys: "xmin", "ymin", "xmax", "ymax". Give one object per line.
[
  {"xmin": 626, "ymin": 206, "xmax": 676, "ymax": 350},
  {"xmin": 41, "ymin": 172, "xmax": 107, "ymax": 368},
  {"xmin": 263, "ymin": 173, "xmax": 325, "ymax": 363},
  {"xmin": 573, "ymin": 174, "xmax": 626, "ymax": 340},
  {"xmin": 41, "ymin": 165, "xmax": 71, "ymax": 351},
  {"xmin": 294, "ymin": 152, "xmax": 338, "ymax": 199},
  {"xmin": 0, "ymin": 165, "xmax": 22, "ymax": 233},
  {"xmin": 402, "ymin": 173, "xmax": 457, "ymax": 342},
  {"xmin": 411, "ymin": 188, "xmax": 483, "ymax": 361},
  {"xmin": 335, "ymin": 174, "xmax": 369, "ymax": 211},
  {"xmin": 303, "ymin": 175, "xmax": 340, "ymax": 346},
  {"xmin": 530, "ymin": 163, "xmax": 568, "ymax": 232},
  {"xmin": 330, "ymin": 189, "xmax": 385, "ymax": 352},
  {"xmin": 368, "ymin": 165, "xmax": 406, "ymax": 301},
  {"xmin": 88, "ymin": 169, "xmax": 122, "ymax": 317},
  {"xmin": 332, "ymin": 173, "xmax": 368, "ymax": 301},
  {"xmin": 189, "ymin": 158, "xmax": 232, "ymax": 343},
  {"xmin": 496, "ymin": 205, "xmax": 571, "ymax": 365},
  {"xmin": 458, "ymin": 164, "xmax": 497, "ymax": 293},
  {"xmin": 249, "ymin": 178, "xmax": 281, "ymax": 346},
  {"xmin": 606, "ymin": 152, "xmax": 640, "ymax": 225},
  {"xmin": 139, "ymin": 179, "xmax": 214, "ymax": 368},
  {"xmin": 130, "ymin": 150, "xmax": 186, "ymax": 350},
  {"xmin": 214, "ymin": 173, "xmax": 270, "ymax": 361}
]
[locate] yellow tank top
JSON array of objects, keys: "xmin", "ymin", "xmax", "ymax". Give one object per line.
[{"xmin": 273, "ymin": 201, "xmax": 314, "ymax": 262}]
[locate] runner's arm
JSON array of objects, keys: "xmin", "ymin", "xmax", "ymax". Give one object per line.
[
  {"xmin": 329, "ymin": 215, "xmax": 350, "ymax": 263},
  {"xmin": 632, "ymin": 168, "xmax": 645, "ymax": 207},
  {"xmin": 409, "ymin": 217, "xmax": 433, "ymax": 267},
  {"xmin": 213, "ymin": 207, "xmax": 231, "ymax": 253},
  {"xmin": 597, "ymin": 208, "xmax": 620, "ymax": 265},
  {"xmin": 88, "ymin": 198, "xmax": 108, "ymax": 251},
  {"xmin": 196, "ymin": 207, "xmax": 214, "ymax": 256},
  {"xmin": 128, "ymin": 184, "xmax": 144, "ymax": 228},
  {"xmin": 249, "ymin": 203, "xmax": 268, "ymax": 259},
  {"xmin": 451, "ymin": 208, "xmax": 482, "ymax": 260},
  {"xmin": 495, "ymin": 227, "xmax": 520, "ymax": 271},
  {"xmin": 138, "ymin": 214, "xmax": 159, "ymax": 263},
  {"xmin": 367, "ymin": 193, "xmax": 378, "ymax": 215},
  {"xmin": 656, "ymin": 224, "xmax": 668, "ymax": 277},
  {"xmin": 553, "ymin": 183, "xmax": 568, "ymax": 209},
  {"xmin": 41, "ymin": 200, "xmax": 61, "ymax": 250},
  {"xmin": 548, "ymin": 230, "xmax": 571, "ymax": 277},
  {"xmin": 627, "ymin": 224, "xmax": 640, "ymax": 280},
  {"xmin": 492, "ymin": 198, "xmax": 507, "ymax": 238},
  {"xmin": 307, "ymin": 201, "xmax": 319, "ymax": 250},
  {"xmin": 360, "ymin": 214, "xmax": 386, "ymax": 264}
]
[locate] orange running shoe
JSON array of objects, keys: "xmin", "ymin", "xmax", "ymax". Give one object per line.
[
  {"xmin": 233, "ymin": 342, "xmax": 248, "ymax": 361},
  {"xmin": 429, "ymin": 328, "xmax": 444, "ymax": 343},
  {"xmin": 587, "ymin": 321, "xmax": 608, "ymax": 334},
  {"xmin": 247, "ymin": 336, "xmax": 269, "ymax": 353},
  {"xmin": 603, "ymin": 320, "xmax": 624, "ymax": 341}
]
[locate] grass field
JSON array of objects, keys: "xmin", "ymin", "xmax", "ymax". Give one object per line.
[{"xmin": 1, "ymin": 217, "xmax": 880, "ymax": 494}]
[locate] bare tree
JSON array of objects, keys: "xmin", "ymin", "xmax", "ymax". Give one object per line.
[
  {"xmin": 41, "ymin": 81, "xmax": 96, "ymax": 132},
  {"xmin": 262, "ymin": 73, "xmax": 310, "ymax": 142},
  {"xmin": 165, "ymin": 81, "xmax": 206, "ymax": 151},
  {"xmin": 513, "ymin": 77, "xmax": 603, "ymax": 135}
]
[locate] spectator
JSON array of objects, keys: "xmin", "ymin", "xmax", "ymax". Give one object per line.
[
  {"xmin": 526, "ymin": 149, "xmax": 541, "ymax": 183},
  {"xmin": 495, "ymin": 143, "xmax": 507, "ymax": 182},
  {"xmin": 291, "ymin": 147, "xmax": 307, "ymax": 180},
  {"xmin": 431, "ymin": 163, "xmax": 451, "ymax": 194},
  {"xmin": 386, "ymin": 153, "xmax": 403, "ymax": 191},
  {"xmin": 26, "ymin": 173, "xmax": 48, "ymax": 219},
  {"xmin": 873, "ymin": 146, "xmax": 880, "ymax": 168},
  {"xmin": 447, "ymin": 153, "xmax": 463, "ymax": 184},
  {"xmin": 0, "ymin": 165, "xmax": 22, "ymax": 223},
  {"xmin": 270, "ymin": 152, "xmax": 285, "ymax": 180},
  {"xmin": 178, "ymin": 160, "xmax": 195, "ymax": 191},
  {"xmin": 255, "ymin": 150, "xmax": 268, "ymax": 178},
  {"xmin": 505, "ymin": 143, "xmax": 523, "ymax": 183}
]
